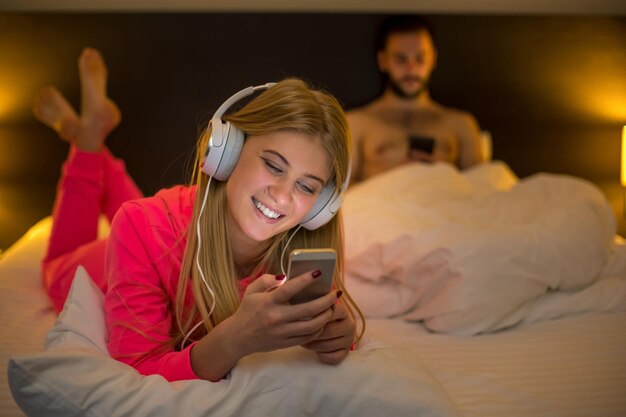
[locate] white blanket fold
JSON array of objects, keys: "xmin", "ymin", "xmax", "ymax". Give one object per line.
[{"xmin": 343, "ymin": 161, "xmax": 626, "ymax": 335}]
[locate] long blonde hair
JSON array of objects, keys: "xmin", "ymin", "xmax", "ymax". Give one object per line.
[{"xmin": 173, "ymin": 78, "xmax": 365, "ymax": 348}]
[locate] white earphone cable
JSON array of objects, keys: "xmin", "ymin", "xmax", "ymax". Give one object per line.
[
  {"xmin": 280, "ymin": 225, "xmax": 302, "ymax": 276},
  {"xmin": 181, "ymin": 177, "xmax": 216, "ymax": 348}
]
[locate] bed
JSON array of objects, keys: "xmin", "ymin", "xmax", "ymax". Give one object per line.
[{"xmin": 3, "ymin": 161, "xmax": 626, "ymax": 417}]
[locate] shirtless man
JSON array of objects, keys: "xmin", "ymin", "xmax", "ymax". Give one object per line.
[{"xmin": 347, "ymin": 15, "xmax": 486, "ymax": 183}]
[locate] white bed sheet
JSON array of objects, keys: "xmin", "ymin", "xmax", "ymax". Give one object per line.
[
  {"xmin": 0, "ymin": 217, "xmax": 108, "ymax": 416},
  {"xmin": 2, "ymin": 216, "xmax": 626, "ymax": 417},
  {"xmin": 1, "ymin": 219, "xmax": 56, "ymax": 417},
  {"xmin": 366, "ymin": 315, "xmax": 626, "ymax": 417}
]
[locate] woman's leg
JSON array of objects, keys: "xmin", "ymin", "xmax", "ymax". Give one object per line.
[
  {"xmin": 102, "ymin": 147, "xmax": 143, "ymax": 223},
  {"xmin": 37, "ymin": 48, "xmax": 135, "ymax": 312},
  {"xmin": 77, "ymin": 47, "xmax": 143, "ymax": 220},
  {"xmin": 42, "ymin": 147, "xmax": 108, "ymax": 312}
]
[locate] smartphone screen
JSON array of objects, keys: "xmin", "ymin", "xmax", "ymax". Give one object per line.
[
  {"xmin": 408, "ymin": 135, "xmax": 436, "ymax": 154},
  {"xmin": 286, "ymin": 249, "xmax": 336, "ymax": 304}
]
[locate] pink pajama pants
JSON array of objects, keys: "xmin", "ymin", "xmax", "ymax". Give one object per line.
[{"xmin": 42, "ymin": 146, "xmax": 143, "ymax": 313}]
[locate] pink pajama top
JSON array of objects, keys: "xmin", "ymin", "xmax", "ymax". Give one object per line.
[{"xmin": 104, "ymin": 185, "xmax": 256, "ymax": 381}]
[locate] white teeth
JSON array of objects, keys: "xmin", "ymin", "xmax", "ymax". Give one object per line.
[{"xmin": 253, "ymin": 198, "xmax": 281, "ymax": 219}]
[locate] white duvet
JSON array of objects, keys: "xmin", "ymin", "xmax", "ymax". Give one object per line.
[{"xmin": 343, "ymin": 161, "xmax": 626, "ymax": 335}]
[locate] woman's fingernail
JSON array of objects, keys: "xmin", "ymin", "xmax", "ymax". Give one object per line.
[
  {"xmin": 312, "ymin": 270, "xmax": 322, "ymax": 278},
  {"xmin": 275, "ymin": 274, "xmax": 286, "ymax": 281},
  {"xmin": 336, "ymin": 290, "xmax": 343, "ymax": 299}
]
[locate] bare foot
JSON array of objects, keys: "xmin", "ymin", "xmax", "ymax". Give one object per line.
[
  {"xmin": 76, "ymin": 47, "xmax": 121, "ymax": 152},
  {"xmin": 32, "ymin": 86, "xmax": 80, "ymax": 142}
]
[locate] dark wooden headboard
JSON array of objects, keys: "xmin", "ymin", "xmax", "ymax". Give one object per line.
[{"xmin": 0, "ymin": 13, "xmax": 624, "ymax": 248}]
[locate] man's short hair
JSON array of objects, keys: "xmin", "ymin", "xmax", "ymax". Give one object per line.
[{"xmin": 375, "ymin": 15, "xmax": 436, "ymax": 52}]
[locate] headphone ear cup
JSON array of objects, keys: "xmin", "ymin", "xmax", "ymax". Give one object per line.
[
  {"xmin": 300, "ymin": 184, "xmax": 339, "ymax": 230},
  {"xmin": 201, "ymin": 120, "xmax": 245, "ymax": 180},
  {"xmin": 300, "ymin": 163, "xmax": 351, "ymax": 230},
  {"xmin": 213, "ymin": 122, "xmax": 244, "ymax": 181},
  {"xmin": 201, "ymin": 118, "xmax": 223, "ymax": 177}
]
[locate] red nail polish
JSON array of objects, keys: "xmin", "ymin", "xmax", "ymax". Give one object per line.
[
  {"xmin": 312, "ymin": 270, "xmax": 322, "ymax": 278},
  {"xmin": 275, "ymin": 274, "xmax": 285, "ymax": 281},
  {"xmin": 336, "ymin": 290, "xmax": 343, "ymax": 299}
]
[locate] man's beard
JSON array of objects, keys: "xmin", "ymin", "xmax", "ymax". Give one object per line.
[{"xmin": 386, "ymin": 75, "xmax": 429, "ymax": 99}]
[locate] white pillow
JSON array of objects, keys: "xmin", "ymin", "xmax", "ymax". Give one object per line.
[
  {"xmin": 8, "ymin": 266, "xmax": 461, "ymax": 417},
  {"xmin": 44, "ymin": 266, "xmax": 108, "ymax": 353}
]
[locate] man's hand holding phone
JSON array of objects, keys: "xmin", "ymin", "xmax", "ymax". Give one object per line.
[{"xmin": 408, "ymin": 135, "xmax": 436, "ymax": 163}]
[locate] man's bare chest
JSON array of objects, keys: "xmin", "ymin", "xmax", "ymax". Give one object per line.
[{"xmin": 362, "ymin": 111, "xmax": 457, "ymax": 155}]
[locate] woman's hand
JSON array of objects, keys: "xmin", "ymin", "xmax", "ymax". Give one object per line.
[
  {"xmin": 224, "ymin": 271, "xmax": 340, "ymax": 357},
  {"xmin": 191, "ymin": 271, "xmax": 342, "ymax": 381},
  {"xmin": 302, "ymin": 301, "xmax": 356, "ymax": 365}
]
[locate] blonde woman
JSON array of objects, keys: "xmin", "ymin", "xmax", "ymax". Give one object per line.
[{"xmin": 36, "ymin": 48, "xmax": 364, "ymax": 382}]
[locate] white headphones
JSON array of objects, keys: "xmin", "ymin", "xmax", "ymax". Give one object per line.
[{"xmin": 199, "ymin": 83, "xmax": 350, "ymax": 230}]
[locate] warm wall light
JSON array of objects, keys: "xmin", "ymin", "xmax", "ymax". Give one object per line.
[
  {"xmin": 0, "ymin": 90, "xmax": 12, "ymax": 121},
  {"xmin": 622, "ymin": 126, "xmax": 626, "ymax": 220},
  {"xmin": 622, "ymin": 126, "xmax": 626, "ymax": 187}
]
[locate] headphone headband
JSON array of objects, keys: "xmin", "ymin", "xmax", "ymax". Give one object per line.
[{"xmin": 212, "ymin": 83, "xmax": 277, "ymax": 120}]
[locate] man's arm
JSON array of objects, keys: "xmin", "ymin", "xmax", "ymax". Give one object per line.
[{"xmin": 454, "ymin": 112, "xmax": 486, "ymax": 169}]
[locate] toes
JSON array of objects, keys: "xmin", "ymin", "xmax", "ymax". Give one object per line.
[
  {"xmin": 79, "ymin": 48, "xmax": 107, "ymax": 74},
  {"xmin": 79, "ymin": 47, "xmax": 108, "ymax": 95},
  {"xmin": 32, "ymin": 86, "xmax": 58, "ymax": 119},
  {"xmin": 32, "ymin": 85, "xmax": 80, "ymax": 142}
]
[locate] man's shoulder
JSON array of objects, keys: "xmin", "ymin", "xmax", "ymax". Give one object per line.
[
  {"xmin": 345, "ymin": 106, "xmax": 365, "ymax": 119},
  {"xmin": 431, "ymin": 101, "xmax": 473, "ymax": 119},
  {"xmin": 347, "ymin": 96, "xmax": 388, "ymax": 114},
  {"xmin": 347, "ymin": 102, "xmax": 375, "ymax": 119},
  {"xmin": 345, "ymin": 101, "xmax": 385, "ymax": 136},
  {"xmin": 432, "ymin": 103, "xmax": 478, "ymax": 129}
]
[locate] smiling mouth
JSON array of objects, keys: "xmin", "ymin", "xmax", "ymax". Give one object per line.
[{"xmin": 252, "ymin": 197, "xmax": 284, "ymax": 220}]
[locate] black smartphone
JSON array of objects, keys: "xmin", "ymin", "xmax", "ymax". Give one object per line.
[
  {"xmin": 286, "ymin": 249, "xmax": 336, "ymax": 304},
  {"xmin": 408, "ymin": 135, "xmax": 436, "ymax": 155}
]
